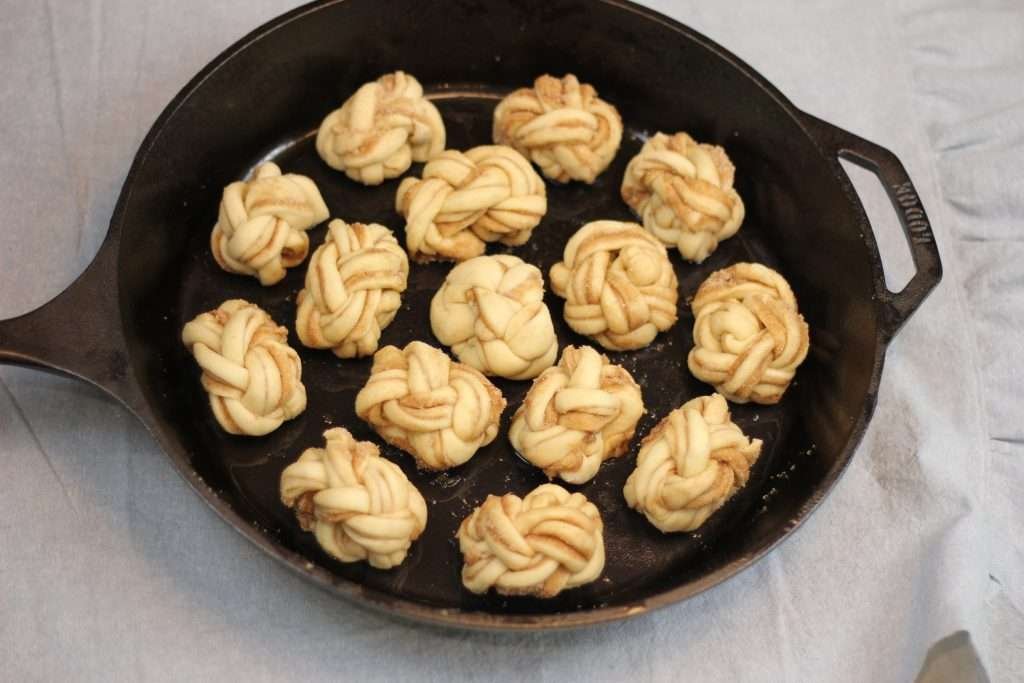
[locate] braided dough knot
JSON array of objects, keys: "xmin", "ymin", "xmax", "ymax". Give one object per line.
[
  {"xmin": 211, "ymin": 162, "xmax": 329, "ymax": 286},
  {"xmin": 430, "ymin": 255, "xmax": 557, "ymax": 380},
  {"xmin": 550, "ymin": 220, "xmax": 679, "ymax": 350},
  {"xmin": 396, "ymin": 145, "xmax": 547, "ymax": 262},
  {"xmin": 355, "ymin": 341, "xmax": 506, "ymax": 470},
  {"xmin": 621, "ymin": 132, "xmax": 745, "ymax": 263},
  {"xmin": 458, "ymin": 484, "xmax": 605, "ymax": 597},
  {"xmin": 624, "ymin": 394, "xmax": 762, "ymax": 532},
  {"xmin": 316, "ymin": 71, "xmax": 445, "ymax": 185},
  {"xmin": 687, "ymin": 263, "xmax": 810, "ymax": 404},
  {"xmin": 493, "ymin": 73, "xmax": 622, "ymax": 184},
  {"xmin": 181, "ymin": 299, "xmax": 306, "ymax": 436},
  {"xmin": 509, "ymin": 346, "xmax": 643, "ymax": 484},
  {"xmin": 280, "ymin": 428, "xmax": 427, "ymax": 569},
  {"xmin": 296, "ymin": 220, "xmax": 409, "ymax": 358}
]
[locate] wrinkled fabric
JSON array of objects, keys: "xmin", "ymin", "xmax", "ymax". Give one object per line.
[{"xmin": 0, "ymin": 0, "xmax": 1019, "ymax": 680}]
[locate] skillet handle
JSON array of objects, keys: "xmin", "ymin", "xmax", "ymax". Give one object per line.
[
  {"xmin": 0, "ymin": 240, "xmax": 138, "ymax": 401},
  {"xmin": 802, "ymin": 113, "xmax": 943, "ymax": 341}
]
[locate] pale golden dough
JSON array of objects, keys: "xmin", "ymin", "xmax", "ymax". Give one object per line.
[
  {"xmin": 509, "ymin": 346, "xmax": 643, "ymax": 484},
  {"xmin": 210, "ymin": 162, "xmax": 329, "ymax": 286},
  {"xmin": 280, "ymin": 428, "xmax": 427, "ymax": 569},
  {"xmin": 493, "ymin": 74, "xmax": 622, "ymax": 184},
  {"xmin": 458, "ymin": 484, "xmax": 605, "ymax": 597},
  {"xmin": 354, "ymin": 341, "xmax": 506, "ymax": 470},
  {"xmin": 549, "ymin": 220, "xmax": 679, "ymax": 350},
  {"xmin": 316, "ymin": 71, "xmax": 445, "ymax": 185},
  {"xmin": 395, "ymin": 145, "xmax": 547, "ymax": 262},
  {"xmin": 430, "ymin": 255, "xmax": 557, "ymax": 380},
  {"xmin": 621, "ymin": 132, "xmax": 745, "ymax": 263},
  {"xmin": 623, "ymin": 393, "xmax": 763, "ymax": 532},
  {"xmin": 687, "ymin": 262, "xmax": 810, "ymax": 404},
  {"xmin": 296, "ymin": 219, "xmax": 408, "ymax": 359},
  {"xmin": 181, "ymin": 299, "xmax": 306, "ymax": 436}
]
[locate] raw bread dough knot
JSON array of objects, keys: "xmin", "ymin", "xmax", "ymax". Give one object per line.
[
  {"xmin": 296, "ymin": 219, "xmax": 408, "ymax": 358},
  {"xmin": 621, "ymin": 132, "xmax": 745, "ymax": 263},
  {"xmin": 355, "ymin": 341, "xmax": 506, "ymax": 470},
  {"xmin": 549, "ymin": 220, "xmax": 678, "ymax": 350},
  {"xmin": 687, "ymin": 262, "xmax": 810, "ymax": 404},
  {"xmin": 181, "ymin": 299, "xmax": 306, "ymax": 436},
  {"xmin": 316, "ymin": 71, "xmax": 445, "ymax": 185},
  {"xmin": 211, "ymin": 162, "xmax": 329, "ymax": 286},
  {"xmin": 624, "ymin": 393, "xmax": 763, "ymax": 532},
  {"xmin": 508, "ymin": 345, "xmax": 643, "ymax": 484},
  {"xmin": 430, "ymin": 254, "xmax": 557, "ymax": 380},
  {"xmin": 493, "ymin": 73, "xmax": 622, "ymax": 184},
  {"xmin": 458, "ymin": 484, "xmax": 605, "ymax": 597},
  {"xmin": 395, "ymin": 145, "xmax": 547, "ymax": 262},
  {"xmin": 280, "ymin": 427, "xmax": 427, "ymax": 569}
]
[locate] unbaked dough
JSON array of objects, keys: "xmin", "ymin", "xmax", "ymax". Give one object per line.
[
  {"xmin": 549, "ymin": 220, "xmax": 678, "ymax": 350},
  {"xmin": 430, "ymin": 254, "xmax": 557, "ymax": 380},
  {"xmin": 624, "ymin": 393, "xmax": 762, "ymax": 532},
  {"xmin": 354, "ymin": 341, "xmax": 506, "ymax": 470},
  {"xmin": 280, "ymin": 427, "xmax": 427, "ymax": 569},
  {"xmin": 181, "ymin": 299, "xmax": 306, "ymax": 435},
  {"xmin": 493, "ymin": 74, "xmax": 622, "ymax": 184},
  {"xmin": 458, "ymin": 483, "xmax": 605, "ymax": 597},
  {"xmin": 296, "ymin": 219, "xmax": 408, "ymax": 358},
  {"xmin": 687, "ymin": 262, "xmax": 809, "ymax": 404},
  {"xmin": 395, "ymin": 145, "xmax": 547, "ymax": 262},
  {"xmin": 621, "ymin": 131, "xmax": 745, "ymax": 263},
  {"xmin": 316, "ymin": 71, "xmax": 445, "ymax": 185},
  {"xmin": 508, "ymin": 345, "xmax": 643, "ymax": 484},
  {"xmin": 210, "ymin": 162, "xmax": 328, "ymax": 286}
]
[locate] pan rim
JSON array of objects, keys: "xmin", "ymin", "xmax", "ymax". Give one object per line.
[{"xmin": 109, "ymin": 0, "xmax": 889, "ymax": 630}]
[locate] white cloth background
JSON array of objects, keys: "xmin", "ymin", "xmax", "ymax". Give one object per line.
[{"xmin": 1, "ymin": 1, "xmax": 1020, "ymax": 680}]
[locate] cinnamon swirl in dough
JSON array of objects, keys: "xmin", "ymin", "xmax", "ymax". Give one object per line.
[
  {"xmin": 316, "ymin": 71, "xmax": 445, "ymax": 185},
  {"xmin": 395, "ymin": 145, "xmax": 547, "ymax": 262},
  {"xmin": 458, "ymin": 484, "xmax": 605, "ymax": 597},
  {"xmin": 621, "ymin": 132, "xmax": 744, "ymax": 263},
  {"xmin": 509, "ymin": 345, "xmax": 643, "ymax": 484},
  {"xmin": 493, "ymin": 74, "xmax": 622, "ymax": 184},
  {"xmin": 624, "ymin": 393, "xmax": 762, "ymax": 532},
  {"xmin": 281, "ymin": 428, "xmax": 427, "ymax": 569},
  {"xmin": 210, "ymin": 162, "xmax": 328, "ymax": 286},
  {"xmin": 354, "ymin": 341, "xmax": 506, "ymax": 470},
  {"xmin": 549, "ymin": 220, "xmax": 678, "ymax": 350},
  {"xmin": 687, "ymin": 263, "xmax": 809, "ymax": 404},
  {"xmin": 181, "ymin": 299, "xmax": 306, "ymax": 436}
]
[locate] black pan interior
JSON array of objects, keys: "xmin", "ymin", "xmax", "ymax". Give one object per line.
[{"xmin": 116, "ymin": 0, "xmax": 879, "ymax": 619}]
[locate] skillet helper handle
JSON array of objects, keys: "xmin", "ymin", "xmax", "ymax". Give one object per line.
[
  {"xmin": 0, "ymin": 242, "xmax": 134, "ymax": 397},
  {"xmin": 802, "ymin": 113, "xmax": 942, "ymax": 340}
]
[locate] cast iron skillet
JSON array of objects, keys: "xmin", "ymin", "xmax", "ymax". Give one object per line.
[{"xmin": 0, "ymin": 0, "xmax": 941, "ymax": 630}]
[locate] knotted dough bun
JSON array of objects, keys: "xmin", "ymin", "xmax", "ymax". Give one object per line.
[
  {"xmin": 621, "ymin": 131, "xmax": 744, "ymax": 263},
  {"xmin": 493, "ymin": 73, "xmax": 622, "ymax": 184},
  {"xmin": 316, "ymin": 71, "xmax": 445, "ymax": 185},
  {"xmin": 509, "ymin": 345, "xmax": 643, "ymax": 484},
  {"xmin": 211, "ymin": 162, "xmax": 328, "ymax": 286},
  {"xmin": 354, "ymin": 341, "xmax": 506, "ymax": 470},
  {"xmin": 624, "ymin": 393, "xmax": 762, "ymax": 532},
  {"xmin": 280, "ymin": 428, "xmax": 427, "ymax": 569},
  {"xmin": 395, "ymin": 145, "xmax": 547, "ymax": 262},
  {"xmin": 181, "ymin": 299, "xmax": 306, "ymax": 436},
  {"xmin": 430, "ymin": 254, "xmax": 557, "ymax": 380},
  {"xmin": 549, "ymin": 220, "xmax": 678, "ymax": 350},
  {"xmin": 458, "ymin": 484, "xmax": 605, "ymax": 597},
  {"xmin": 687, "ymin": 263, "xmax": 809, "ymax": 404},
  {"xmin": 296, "ymin": 219, "xmax": 408, "ymax": 358}
]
